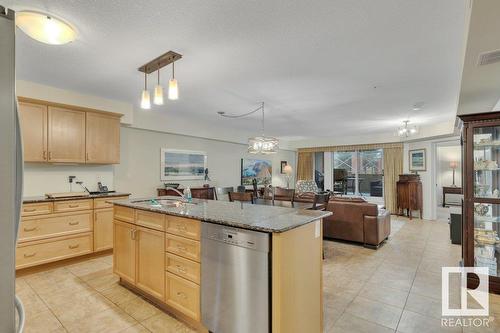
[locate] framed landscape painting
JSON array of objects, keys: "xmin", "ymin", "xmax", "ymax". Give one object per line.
[
  {"xmin": 409, "ymin": 149, "xmax": 426, "ymax": 171},
  {"xmin": 161, "ymin": 149, "xmax": 207, "ymax": 181},
  {"xmin": 241, "ymin": 158, "xmax": 272, "ymax": 185}
]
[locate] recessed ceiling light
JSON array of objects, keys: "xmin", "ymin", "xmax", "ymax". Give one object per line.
[{"xmin": 16, "ymin": 11, "xmax": 76, "ymax": 45}]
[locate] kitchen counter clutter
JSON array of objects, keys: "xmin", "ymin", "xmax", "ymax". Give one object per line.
[
  {"xmin": 112, "ymin": 197, "xmax": 329, "ymax": 333},
  {"xmin": 111, "ymin": 197, "xmax": 331, "ymax": 233},
  {"xmin": 17, "ymin": 193, "xmax": 130, "ymax": 269}
]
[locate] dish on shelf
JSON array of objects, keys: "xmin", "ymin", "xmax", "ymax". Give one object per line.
[
  {"xmin": 474, "ymin": 159, "xmax": 499, "ymax": 170},
  {"xmin": 474, "ymin": 203, "xmax": 490, "ymax": 216}
]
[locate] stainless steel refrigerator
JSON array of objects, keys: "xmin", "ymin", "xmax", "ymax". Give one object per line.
[{"xmin": 0, "ymin": 5, "xmax": 25, "ymax": 333}]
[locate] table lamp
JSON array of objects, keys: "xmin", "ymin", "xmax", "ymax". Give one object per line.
[
  {"xmin": 449, "ymin": 161, "xmax": 458, "ymax": 187},
  {"xmin": 284, "ymin": 165, "xmax": 293, "ymax": 189}
]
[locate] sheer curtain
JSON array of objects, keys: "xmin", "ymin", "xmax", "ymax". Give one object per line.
[{"xmin": 383, "ymin": 146, "xmax": 403, "ymax": 213}]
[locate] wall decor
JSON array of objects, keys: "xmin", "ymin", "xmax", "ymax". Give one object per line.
[
  {"xmin": 409, "ymin": 149, "xmax": 426, "ymax": 172},
  {"xmin": 280, "ymin": 161, "xmax": 288, "ymax": 174},
  {"xmin": 241, "ymin": 158, "xmax": 272, "ymax": 185},
  {"xmin": 160, "ymin": 149, "xmax": 207, "ymax": 181}
]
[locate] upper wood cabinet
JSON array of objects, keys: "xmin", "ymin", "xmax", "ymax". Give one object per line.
[
  {"xmin": 86, "ymin": 112, "xmax": 120, "ymax": 164},
  {"xmin": 48, "ymin": 106, "xmax": 86, "ymax": 163},
  {"xmin": 18, "ymin": 102, "xmax": 48, "ymax": 162},
  {"xmin": 17, "ymin": 98, "xmax": 122, "ymax": 164}
]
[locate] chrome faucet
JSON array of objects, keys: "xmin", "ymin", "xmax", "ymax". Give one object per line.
[{"xmin": 165, "ymin": 187, "xmax": 188, "ymax": 202}]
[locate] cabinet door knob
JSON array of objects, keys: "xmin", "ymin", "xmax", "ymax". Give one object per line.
[
  {"xmin": 42, "ymin": 151, "xmax": 47, "ymax": 160},
  {"xmin": 48, "ymin": 151, "xmax": 52, "ymax": 160}
]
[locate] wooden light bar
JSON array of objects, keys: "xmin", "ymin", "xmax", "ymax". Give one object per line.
[{"xmin": 138, "ymin": 50, "xmax": 182, "ymax": 74}]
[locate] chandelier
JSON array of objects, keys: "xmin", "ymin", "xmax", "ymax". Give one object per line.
[
  {"xmin": 397, "ymin": 120, "xmax": 418, "ymax": 138},
  {"xmin": 218, "ymin": 102, "xmax": 279, "ymax": 154}
]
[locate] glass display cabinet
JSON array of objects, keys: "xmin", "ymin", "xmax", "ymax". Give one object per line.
[{"xmin": 460, "ymin": 112, "xmax": 500, "ymax": 293}]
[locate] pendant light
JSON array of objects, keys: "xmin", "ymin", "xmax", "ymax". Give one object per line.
[
  {"xmin": 140, "ymin": 72, "xmax": 151, "ymax": 109},
  {"xmin": 154, "ymin": 63, "xmax": 164, "ymax": 105},
  {"xmin": 168, "ymin": 61, "xmax": 179, "ymax": 100}
]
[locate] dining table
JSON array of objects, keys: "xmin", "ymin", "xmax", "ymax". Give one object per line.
[{"xmin": 253, "ymin": 198, "xmax": 314, "ymax": 210}]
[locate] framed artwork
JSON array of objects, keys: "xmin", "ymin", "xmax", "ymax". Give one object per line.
[
  {"xmin": 160, "ymin": 149, "xmax": 207, "ymax": 181},
  {"xmin": 241, "ymin": 158, "xmax": 272, "ymax": 186},
  {"xmin": 409, "ymin": 149, "xmax": 426, "ymax": 171},
  {"xmin": 280, "ymin": 161, "xmax": 288, "ymax": 174}
]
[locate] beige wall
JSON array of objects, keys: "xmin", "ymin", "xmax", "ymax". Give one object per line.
[{"xmin": 114, "ymin": 127, "xmax": 296, "ymax": 198}]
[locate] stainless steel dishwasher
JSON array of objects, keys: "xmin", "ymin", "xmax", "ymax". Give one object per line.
[{"xmin": 201, "ymin": 222, "xmax": 270, "ymax": 333}]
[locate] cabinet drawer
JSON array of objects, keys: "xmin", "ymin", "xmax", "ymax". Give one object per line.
[
  {"xmin": 16, "ymin": 233, "xmax": 93, "ymax": 269},
  {"xmin": 166, "ymin": 216, "xmax": 200, "ymax": 240},
  {"xmin": 114, "ymin": 206, "xmax": 135, "ymax": 223},
  {"xmin": 165, "ymin": 234, "xmax": 200, "ymax": 262},
  {"xmin": 136, "ymin": 210, "xmax": 165, "ymax": 231},
  {"xmin": 54, "ymin": 199, "xmax": 93, "ymax": 213},
  {"xmin": 22, "ymin": 202, "xmax": 53, "ymax": 217},
  {"xmin": 165, "ymin": 253, "xmax": 200, "ymax": 284},
  {"xmin": 165, "ymin": 272, "xmax": 200, "ymax": 321},
  {"xmin": 94, "ymin": 196, "xmax": 129, "ymax": 209},
  {"xmin": 19, "ymin": 211, "xmax": 93, "ymax": 243}
]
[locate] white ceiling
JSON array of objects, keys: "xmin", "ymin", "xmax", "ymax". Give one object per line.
[
  {"xmin": 7, "ymin": 0, "xmax": 468, "ymax": 145},
  {"xmin": 457, "ymin": 0, "xmax": 500, "ymax": 116}
]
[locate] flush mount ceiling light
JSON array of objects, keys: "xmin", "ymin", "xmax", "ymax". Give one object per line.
[
  {"xmin": 397, "ymin": 120, "xmax": 418, "ymax": 138},
  {"xmin": 218, "ymin": 102, "xmax": 279, "ymax": 154},
  {"xmin": 138, "ymin": 51, "xmax": 182, "ymax": 109},
  {"xmin": 16, "ymin": 11, "xmax": 76, "ymax": 45}
]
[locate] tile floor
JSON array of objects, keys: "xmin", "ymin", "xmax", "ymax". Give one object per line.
[{"xmin": 15, "ymin": 216, "xmax": 500, "ymax": 332}]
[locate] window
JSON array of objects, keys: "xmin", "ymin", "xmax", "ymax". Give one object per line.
[
  {"xmin": 332, "ymin": 149, "xmax": 383, "ymax": 198},
  {"xmin": 314, "ymin": 152, "xmax": 324, "ymax": 190}
]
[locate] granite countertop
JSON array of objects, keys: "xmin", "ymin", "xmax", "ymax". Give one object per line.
[
  {"xmin": 23, "ymin": 192, "xmax": 131, "ymax": 204},
  {"xmin": 111, "ymin": 197, "xmax": 332, "ymax": 233}
]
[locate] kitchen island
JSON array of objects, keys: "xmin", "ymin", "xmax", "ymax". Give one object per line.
[{"xmin": 112, "ymin": 197, "xmax": 331, "ymax": 333}]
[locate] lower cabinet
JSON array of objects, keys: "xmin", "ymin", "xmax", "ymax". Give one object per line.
[
  {"xmin": 113, "ymin": 220, "xmax": 137, "ymax": 285},
  {"xmin": 113, "ymin": 208, "xmax": 202, "ymax": 325},
  {"xmin": 136, "ymin": 226, "xmax": 165, "ymax": 300},
  {"xmin": 94, "ymin": 208, "xmax": 113, "ymax": 251}
]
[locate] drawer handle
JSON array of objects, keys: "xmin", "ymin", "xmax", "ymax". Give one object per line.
[
  {"xmin": 176, "ymin": 291, "xmax": 187, "ymax": 299},
  {"xmin": 24, "ymin": 208, "xmax": 36, "ymax": 212},
  {"xmin": 24, "ymin": 253, "xmax": 36, "ymax": 258},
  {"xmin": 176, "ymin": 265, "xmax": 186, "ymax": 273},
  {"xmin": 23, "ymin": 226, "xmax": 38, "ymax": 232},
  {"xmin": 176, "ymin": 245, "xmax": 187, "ymax": 252},
  {"xmin": 68, "ymin": 244, "xmax": 80, "ymax": 249},
  {"xmin": 68, "ymin": 221, "xmax": 80, "ymax": 226},
  {"xmin": 69, "ymin": 204, "xmax": 79, "ymax": 208}
]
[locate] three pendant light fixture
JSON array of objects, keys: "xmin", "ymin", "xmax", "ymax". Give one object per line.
[{"xmin": 139, "ymin": 51, "xmax": 182, "ymax": 110}]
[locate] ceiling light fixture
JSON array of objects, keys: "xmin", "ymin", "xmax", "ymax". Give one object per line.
[
  {"xmin": 140, "ymin": 72, "xmax": 151, "ymax": 109},
  {"xmin": 138, "ymin": 51, "xmax": 182, "ymax": 109},
  {"xmin": 168, "ymin": 61, "xmax": 179, "ymax": 100},
  {"xmin": 218, "ymin": 102, "xmax": 279, "ymax": 154},
  {"xmin": 397, "ymin": 120, "xmax": 418, "ymax": 138},
  {"xmin": 16, "ymin": 11, "xmax": 76, "ymax": 45},
  {"xmin": 154, "ymin": 63, "xmax": 164, "ymax": 105}
]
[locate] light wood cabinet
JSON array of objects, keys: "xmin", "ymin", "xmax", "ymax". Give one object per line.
[
  {"xmin": 165, "ymin": 272, "xmax": 200, "ymax": 321},
  {"xmin": 136, "ymin": 226, "xmax": 165, "ymax": 300},
  {"xmin": 22, "ymin": 202, "xmax": 53, "ymax": 217},
  {"xmin": 48, "ymin": 106, "xmax": 86, "ymax": 163},
  {"xmin": 113, "ymin": 220, "xmax": 136, "ymax": 285},
  {"xmin": 18, "ymin": 102, "xmax": 48, "ymax": 162},
  {"xmin": 94, "ymin": 208, "xmax": 113, "ymax": 251},
  {"xmin": 53, "ymin": 199, "xmax": 93, "ymax": 213},
  {"xmin": 17, "ymin": 98, "xmax": 122, "ymax": 165},
  {"xmin": 86, "ymin": 112, "xmax": 120, "ymax": 164}
]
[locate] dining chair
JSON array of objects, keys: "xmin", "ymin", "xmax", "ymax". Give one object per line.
[
  {"xmin": 273, "ymin": 187, "xmax": 295, "ymax": 206},
  {"xmin": 228, "ymin": 191, "xmax": 254, "ymax": 204},
  {"xmin": 311, "ymin": 192, "xmax": 331, "ymax": 210},
  {"xmin": 215, "ymin": 187, "xmax": 234, "ymax": 201}
]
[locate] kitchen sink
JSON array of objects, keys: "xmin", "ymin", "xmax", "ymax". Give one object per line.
[{"xmin": 131, "ymin": 199, "xmax": 196, "ymax": 208}]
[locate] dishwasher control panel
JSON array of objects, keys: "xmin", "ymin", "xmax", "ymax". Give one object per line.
[{"xmin": 203, "ymin": 223, "xmax": 269, "ymax": 252}]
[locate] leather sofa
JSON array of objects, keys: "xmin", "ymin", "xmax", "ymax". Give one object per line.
[{"xmin": 323, "ymin": 197, "xmax": 390, "ymax": 248}]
